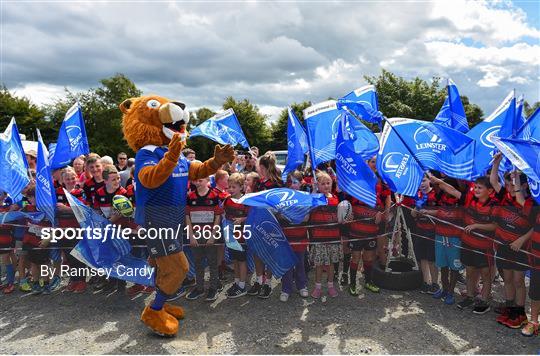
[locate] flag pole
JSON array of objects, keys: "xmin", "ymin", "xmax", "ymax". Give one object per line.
[{"xmin": 303, "ymin": 117, "xmax": 319, "ymax": 192}]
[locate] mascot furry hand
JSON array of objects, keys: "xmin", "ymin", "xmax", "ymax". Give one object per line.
[{"xmin": 120, "ymin": 95, "xmax": 234, "ymax": 337}]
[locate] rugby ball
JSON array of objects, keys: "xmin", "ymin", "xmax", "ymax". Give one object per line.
[
  {"xmin": 112, "ymin": 195, "xmax": 134, "ymax": 217},
  {"xmin": 337, "ymin": 200, "xmax": 353, "ymax": 223}
]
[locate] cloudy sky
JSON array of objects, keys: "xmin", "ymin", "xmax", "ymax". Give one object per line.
[{"xmin": 2, "ymin": 1, "xmax": 539, "ymax": 122}]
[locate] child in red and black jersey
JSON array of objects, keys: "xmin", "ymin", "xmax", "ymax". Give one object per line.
[
  {"xmin": 0, "ymin": 191, "xmax": 16, "ymax": 294},
  {"xmin": 83, "ymin": 154, "xmax": 105, "ymax": 206},
  {"xmin": 223, "ymin": 173, "xmax": 250, "ymax": 299},
  {"xmin": 213, "ymin": 170, "xmax": 230, "ymax": 281},
  {"xmin": 459, "ymin": 176, "xmax": 497, "ymax": 313},
  {"xmin": 522, "ymin": 208, "xmax": 540, "ymax": 336},
  {"xmin": 279, "ymin": 171, "xmax": 309, "ymax": 302},
  {"xmin": 247, "ymin": 152, "xmax": 283, "ymax": 299},
  {"xmin": 186, "ymin": 176, "xmax": 224, "ymax": 301},
  {"xmin": 309, "ymin": 171, "xmax": 341, "ymax": 299}
]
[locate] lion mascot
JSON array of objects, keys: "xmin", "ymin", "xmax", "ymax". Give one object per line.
[{"xmin": 120, "ymin": 95, "xmax": 234, "ymax": 337}]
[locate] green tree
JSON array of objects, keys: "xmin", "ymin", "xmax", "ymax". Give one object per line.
[
  {"xmin": 269, "ymin": 101, "xmax": 311, "ymax": 150},
  {"xmin": 524, "ymin": 101, "xmax": 540, "ymax": 118}
]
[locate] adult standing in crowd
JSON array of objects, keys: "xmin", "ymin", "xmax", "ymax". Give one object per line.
[{"xmin": 116, "ymin": 152, "xmax": 129, "ymax": 171}]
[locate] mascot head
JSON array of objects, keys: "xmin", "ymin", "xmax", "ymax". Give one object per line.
[{"xmin": 120, "ymin": 95, "xmax": 190, "ymax": 151}]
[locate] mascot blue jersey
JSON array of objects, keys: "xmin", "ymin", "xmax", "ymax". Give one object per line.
[{"xmin": 134, "ymin": 145, "xmax": 190, "ymax": 257}]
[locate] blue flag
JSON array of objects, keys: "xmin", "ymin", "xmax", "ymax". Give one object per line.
[
  {"xmin": 245, "ymin": 207, "xmax": 297, "ymax": 278},
  {"xmin": 282, "ymin": 107, "xmax": 309, "ymax": 182},
  {"xmin": 234, "ymin": 188, "xmax": 327, "ymax": 224},
  {"xmin": 335, "ymin": 112, "xmax": 378, "ymax": 207},
  {"xmin": 420, "ymin": 122, "xmax": 474, "ymax": 154},
  {"xmin": 35, "ymin": 129, "xmax": 57, "ymax": 226},
  {"xmin": 467, "ymin": 91, "xmax": 515, "ymax": 176},
  {"xmin": 304, "ymin": 100, "xmax": 341, "ymax": 167},
  {"xmin": 222, "ymin": 218, "xmax": 244, "ymax": 252},
  {"xmin": 65, "ymin": 191, "xmax": 155, "ymax": 286},
  {"xmin": 434, "ymin": 78, "xmax": 469, "ymax": 133},
  {"xmin": 0, "ymin": 211, "xmax": 44, "ymax": 224},
  {"xmin": 51, "ymin": 103, "xmax": 90, "ymax": 169},
  {"xmin": 0, "ymin": 118, "xmax": 30, "ymax": 202},
  {"xmin": 190, "ymin": 109, "xmax": 250, "ymax": 149},
  {"xmin": 338, "ymin": 85, "xmax": 384, "ymax": 126},
  {"xmin": 517, "ymin": 106, "xmax": 539, "ymax": 142}
]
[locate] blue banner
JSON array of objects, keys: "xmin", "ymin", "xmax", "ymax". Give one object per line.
[
  {"xmin": 51, "ymin": 103, "xmax": 90, "ymax": 169},
  {"xmin": 190, "ymin": 109, "xmax": 250, "ymax": 149},
  {"xmin": 0, "ymin": 211, "xmax": 45, "ymax": 224},
  {"xmin": 304, "ymin": 100, "xmax": 340, "ymax": 167},
  {"xmin": 245, "ymin": 207, "xmax": 297, "ymax": 278},
  {"xmin": 338, "ymin": 85, "xmax": 384, "ymax": 126},
  {"xmin": 36, "ymin": 129, "xmax": 57, "ymax": 226},
  {"xmin": 65, "ymin": 191, "xmax": 155, "ymax": 286},
  {"xmin": 282, "ymin": 107, "xmax": 309, "ymax": 182},
  {"xmin": 335, "ymin": 112, "xmax": 378, "ymax": 207},
  {"xmin": 517, "ymin": 106, "xmax": 539, "ymax": 142},
  {"xmin": 0, "ymin": 118, "xmax": 30, "ymax": 202},
  {"xmin": 434, "ymin": 78, "xmax": 469, "ymax": 133},
  {"xmin": 234, "ymin": 188, "xmax": 327, "ymax": 224}
]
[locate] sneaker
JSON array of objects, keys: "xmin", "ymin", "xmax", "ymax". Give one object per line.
[
  {"xmin": 217, "ymin": 283, "xmax": 224, "ymax": 292},
  {"xmin": 49, "ymin": 275, "xmax": 61, "ymax": 291},
  {"xmin": 328, "ymin": 285, "xmax": 338, "ymax": 298},
  {"xmin": 142, "ymin": 286, "xmax": 155, "ymax": 294},
  {"xmin": 182, "ymin": 278, "xmax": 196, "ymax": 288},
  {"xmin": 340, "ymin": 273, "xmax": 349, "ymax": 286},
  {"xmin": 88, "ymin": 275, "xmax": 100, "ymax": 285},
  {"xmin": 93, "ymin": 278, "xmax": 109, "ymax": 291},
  {"xmin": 280, "ymin": 292, "xmax": 289, "ymax": 302},
  {"xmin": 311, "ymin": 287, "xmax": 322, "ymax": 299},
  {"xmin": 127, "ymin": 284, "xmax": 146, "ymax": 296},
  {"xmin": 504, "ymin": 313, "xmax": 528, "ymax": 329},
  {"xmin": 427, "ymin": 283, "xmax": 440, "ymax": 295},
  {"xmin": 42, "ymin": 284, "xmax": 52, "ymax": 295},
  {"xmin": 472, "ymin": 300, "xmax": 491, "ymax": 315},
  {"xmin": 64, "ymin": 280, "xmax": 77, "ymax": 292},
  {"xmin": 31, "ymin": 282, "xmax": 43, "ymax": 295},
  {"xmin": 365, "ymin": 282, "xmax": 380, "ymax": 293},
  {"xmin": 419, "ymin": 282, "xmax": 430, "ymax": 294},
  {"xmin": 3, "ymin": 284, "xmax": 14, "ymax": 294},
  {"xmin": 521, "ymin": 322, "xmax": 539, "ymax": 337},
  {"xmin": 444, "ymin": 293, "xmax": 455, "ymax": 305},
  {"xmin": 457, "ymin": 297, "xmax": 475, "ymax": 310},
  {"xmin": 186, "ymin": 288, "xmax": 205, "ymax": 300},
  {"xmin": 205, "ymin": 288, "xmax": 218, "ymax": 301},
  {"xmin": 72, "ymin": 281, "xmax": 87, "ymax": 294},
  {"xmin": 226, "ymin": 284, "xmax": 247, "ymax": 299},
  {"xmin": 433, "ymin": 289, "xmax": 447, "ymax": 299},
  {"xmin": 19, "ymin": 279, "xmax": 32, "ymax": 293},
  {"xmin": 166, "ymin": 286, "xmax": 187, "ymax": 301},
  {"xmin": 299, "ymin": 288, "xmax": 309, "ymax": 298},
  {"xmin": 456, "ymin": 273, "xmax": 466, "ymax": 285},
  {"xmin": 247, "ymin": 282, "xmax": 261, "ymax": 296},
  {"xmin": 349, "ymin": 284, "xmax": 359, "ymax": 296},
  {"xmin": 258, "ymin": 284, "xmax": 272, "ymax": 299}
]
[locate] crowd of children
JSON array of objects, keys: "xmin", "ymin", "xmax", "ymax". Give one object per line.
[{"xmin": 0, "ymin": 148, "xmax": 539, "ymax": 338}]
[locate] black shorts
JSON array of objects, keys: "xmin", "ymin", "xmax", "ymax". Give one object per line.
[
  {"xmin": 496, "ymin": 244, "xmax": 529, "ymax": 271},
  {"xmin": 228, "ymin": 248, "xmax": 247, "ymax": 262},
  {"xmin": 413, "ymin": 232, "xmax": 435, "ymax": 262},
  {"xmin": 349, "ymin": 238, "xmax": 377, "ymax": 252},
  {"xmin": 529, "ymin": 268, "xmax": 540, "ymax": 301},
  {"xmin": 461, "ymin": 243, "xmax": 493, "ymax": 268},
  {"xmin": 28, "ymin": 248, "xmax": 49, "ymax": 265}
]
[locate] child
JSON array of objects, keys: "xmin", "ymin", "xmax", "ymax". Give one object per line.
[
  {"xmin": 83, "ymin": 153, "xmax": 105, "ymax": 207},
  {"xmin": 247, "ymin": 152, "xmax": 283, "ymax": 299},
  {"xmin": 523, "ymin": 208, "xmax": 540, "ymax": 336},
  {"xmin": 244, "ymin": 172, "xmax": 260, "ymax": 194},
  {"xmin": 214, "ymin": 169, "xmax": 230, "ymax": 281},
  {"xmin": 459, "ymin": 176, "xmax": 497, "ymax": 313},
  {"xmin": 309, "ymin": 171, "xmax": 341, "ymax": 298},
  {"xmin": 185, "ymin": 177, "xmax": 224, "ymax": 301},
  {"xmin": 223, "ymin": 173, "xmax": 250, "ymax": 298},
  {"xmin": 279, "ymin": 171, "xmax": 309, "ymax": 302},
  {"xmin": 0, "ymin": 191, "xmax": 16, "ymax": 294}
]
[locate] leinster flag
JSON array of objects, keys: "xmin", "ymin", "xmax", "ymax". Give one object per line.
[
  {"xmin": 51, "ymin": 103, "xmax": 90, "ymax": 169},
  {"xmin": 335, "ymin": 112, "xmax": 378, "ymax": 207},
  {"xmin": 434, "ymin": 79, "xmax": 469, "ymax": 133},
  {"xmin": 190, "ymin": 109, "xmax": 250, "ymax": 149},
  {"xmin": 338, "ymin": 85, "xmax": 384, "ymax": 126},
  {"xmin": 0, "ymin": 118, "xmax": 29, "ymax": 202},
  {"xmin": 245, "ymin": 207, "xmax": 297, "ymax": 278},
  {"xmin": 304, "ymin": 100, "xmax": 341, "ymax": 167},
  {"xmin": 0, "ymin": 211, "xmax": 44, "ymax": 224},
  {"xmin": 282, "ymin": 107, "xmax": 309, "ymax": 182},
  {"xmin": 35, "ymin": 129, "xmax": 57, "ymax": 226},
  {"xmin": 517, "ymin": 107, "xmax": 539, "ymax": 142}
]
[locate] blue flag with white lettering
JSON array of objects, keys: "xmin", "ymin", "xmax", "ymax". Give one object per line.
[
  {"xmin": 235, "ymin": 188, "xmax": 327, "ymax": 224},
  {"xmin": 36, "ymin": 129, "xmax": 57, "ymax": 226},
  {"xmin": 434, "ymin": 79, "xmax": 469, "ymax": 133},
  {"xmin": 190, "ymin": 109, "xmax": 250, "ymax": 149},
  {"xmin": 335, "ymin": 112, "xmax": 378, "ymax": 207},
  {"xmin": 304, "ymin": 100, "xmax": 341, "ymax": 167},
  {"xmin": 338, "ymin": 85, "xmax": 384, "ymax": 126},
  {"xmin": 282, "ymin": 107, "xmax": 309, "ymax": 182},
  {"xmin": 0, "ymin": 118, "xmax": 30, "ymax": 202},
  {"xmin": 245, "ymin": 207, "xmax": 297, "ymax": 278},
  {"xmin": 467, "ymin": 91, "xmax": 515, "ymax": 177},
  {"xmin": 50, "ymin": 103, "xmax": 90, "ymax": 169},
  {"xmin": 65, "ymin": 191, "xmax": 155, "ymax": 286}
]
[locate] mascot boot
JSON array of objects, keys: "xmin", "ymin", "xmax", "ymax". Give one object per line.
[{"xmin": 120, "ymin": 95, "xmax": 234, "ymax": 337}]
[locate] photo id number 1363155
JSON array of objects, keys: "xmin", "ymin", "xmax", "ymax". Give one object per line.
[{"xmin": 187, "ymin": 225, "xmax": 252, "ymax": 240}]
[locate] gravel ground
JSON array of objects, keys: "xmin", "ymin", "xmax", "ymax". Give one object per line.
[{"xmin": 0, "ymin": 274, "xmax": 538, "ymax": 355}]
